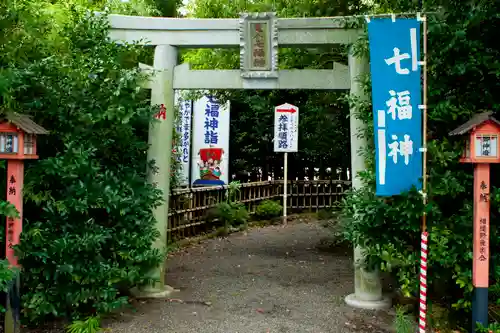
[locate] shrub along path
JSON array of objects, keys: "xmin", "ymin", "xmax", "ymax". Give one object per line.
[{"xmin": 106, "ymin": 218, "xmax": 395, "ymax": 333}]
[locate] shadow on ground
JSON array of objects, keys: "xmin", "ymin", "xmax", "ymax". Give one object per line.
[{"xmin": 106, "ymin": 220, "xmax": 395, "ymax": 333}]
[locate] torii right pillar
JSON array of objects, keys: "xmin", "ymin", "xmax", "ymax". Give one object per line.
[{"xmin": 345, "ymin": 49, "xmax": 391, "ymax": 310}]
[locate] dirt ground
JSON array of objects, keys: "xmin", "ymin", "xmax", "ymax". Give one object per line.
[{"xmin": 106, "ymin": 219, "xmax": 396, "ymax": 333}]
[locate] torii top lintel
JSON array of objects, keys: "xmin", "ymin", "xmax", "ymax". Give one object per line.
[
  {"xmin": 107, "ymin": 13, "xmax": 361, "ymax": 48},
  {"xmin": 109, "ymin": 12, "xmax": 365, "ymax": 90}
]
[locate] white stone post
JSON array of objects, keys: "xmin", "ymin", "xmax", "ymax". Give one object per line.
[
  {"xmin": 344, "ymin": 49, "xmax": 391, "ymax": 310},
  {"xmin": 134, "ymin": 45, "xmax": 178, "ymax": 298}
]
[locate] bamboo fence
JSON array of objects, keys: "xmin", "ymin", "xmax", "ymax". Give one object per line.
[{"xmin": 168, "ymin": 179, "xmax": 351, "ymax": 240}]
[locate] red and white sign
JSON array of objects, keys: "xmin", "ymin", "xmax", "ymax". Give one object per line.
[{"xmin": 274, "ymin": 103, "xmax": 299, "ymax": 153}]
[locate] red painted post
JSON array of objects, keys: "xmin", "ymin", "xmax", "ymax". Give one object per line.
[
  {"xmin": 6, "ymin": 160, "xmax": 24, "ymax": 267},
  {"xmin": 4, "ymin": 160, "xmax": 24, "ymax": 333},
  {"xmin": 472, "ymin": 163, "xmax": 490, "ymax": 328},
  {"xmin": 473, "ymin": 163, "xmax": 490, "ymax": 287},
  {"xmin": 448, "ymin": 112, "xmax": 500, "ymax": 331},
  {"xmin": 0, "ymin": 113, "xmax": 48, "ymax": 333}
]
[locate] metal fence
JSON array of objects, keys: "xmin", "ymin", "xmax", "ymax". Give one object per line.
[{"xmin": 168, "ymin": 179, "xmax": 351, "ymax": 240}]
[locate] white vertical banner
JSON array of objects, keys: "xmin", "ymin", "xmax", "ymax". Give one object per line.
[
  {"xmin": 191, "ymin": 95, "xmax": 230, "ymax": 186},
  {"xmin": 273, "ymin": 103, "xmax": 299, "ymax": 153},
  {"xmin": 175, "ymin": 91, "xmax": 192, "ymax": 186}
]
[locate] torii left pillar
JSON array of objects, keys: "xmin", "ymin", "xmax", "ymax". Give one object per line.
[{"xmin": 133, "ymin": 45, "xmax": 178, "ymax": 297}]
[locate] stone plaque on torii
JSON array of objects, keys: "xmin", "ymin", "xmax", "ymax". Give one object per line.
[
  {"xmin": 107, "ymin": 12, "xmax": 384, "ymax": 310},
  {"xmin": 239, "ymin": 12, "xmax": 279, "ymax": 79}
]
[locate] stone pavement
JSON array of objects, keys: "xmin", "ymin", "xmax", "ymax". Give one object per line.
[{"xmin": 106, "ymin": 220, "xmax": 395, "ymax": 333}]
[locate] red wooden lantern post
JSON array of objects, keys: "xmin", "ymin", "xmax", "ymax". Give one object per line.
[
  {"xmin": 0, "ymin": 113, "xmax": 48, "ymax": 333},
  {"xmin": 449, "ymin": 111, "xmax": 500, "ymax": 332}
]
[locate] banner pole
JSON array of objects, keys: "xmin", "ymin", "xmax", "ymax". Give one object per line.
[
  {"xmin": 421, "ymin": 13, "xmax": 428, "ymax": 232},
  {"xmin": 283, "ymin": 152, "xmax": 288, "ymax": 224},
  {"xmin": 418, "ymin": 13, "xmax": 429, "ymax": 333},
  {"xmin": 188, "ymin": 99, "xmax": 194, "ymax": 187}
]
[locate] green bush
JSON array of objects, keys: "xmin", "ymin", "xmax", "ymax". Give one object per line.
[
  {"xmin": 19, "ymin": 145, "xmax": 163, "ymax": 323},
  {"xmin": 316, "ymin": 208, "xmax": 336, "ymax": 221},
  {"xmin": 341, "ymin": 0, "xmax": 500, "ymax": 328},
  {"xmin": 255, "ymin": 200, "xmax": 283, "ymax": 220},
  {"xmin": 0, "ymin": 201, "xmax": 21, "ymax": 313},
  {"xmin": 66, "ymin": 316, "xmax": 102, "ymax": 333},
  {"xmin": 0, "ymin": 6, "xmax": 163, "ymax": 324},
  {"xmin": 213, "ymin": 202, "xmax": 249, "ymax": 229},
  {"xmin": 477, "ymin": 322, "xmax": 500, "ymax": 333},
  {"xmin": 209, "ymin": 181, "xmax": 250, "ymax": 232},
  {"xmin": 393, "ymin": 306, "xmax": 413, "ymax": 333}
]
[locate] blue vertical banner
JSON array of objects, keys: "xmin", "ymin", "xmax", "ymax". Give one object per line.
[{"xmin": 368, "ymin": 18, "xmax": 423, "ymax": 196}]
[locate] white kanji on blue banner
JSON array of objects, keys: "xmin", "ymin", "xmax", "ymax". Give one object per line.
[{"xmin": 368, "ymin": 18, "xmax": 423, "ymax": 196}]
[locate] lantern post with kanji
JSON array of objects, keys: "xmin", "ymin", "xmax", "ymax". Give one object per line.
[
  {"xmin": 0, "ymin": 113, "xmax": 48, "ymax": 333},
  {"xmin": 449, "ymin": 111, "xmax": 500, "ymax": 332}
]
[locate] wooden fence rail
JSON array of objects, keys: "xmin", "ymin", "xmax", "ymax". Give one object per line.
[{"xmin": 168, "ymin": 179, "xmax": 351, "ymax": 240}]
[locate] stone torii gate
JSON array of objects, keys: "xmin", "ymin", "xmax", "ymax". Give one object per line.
[{"xmin": 108, "ymin": 12, "xmax": 390, "ymax": 310}]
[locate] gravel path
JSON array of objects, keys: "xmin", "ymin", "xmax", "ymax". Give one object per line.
[{"xmin": 106, "ymin": 220, "xmax": 395, "ymax": 333}]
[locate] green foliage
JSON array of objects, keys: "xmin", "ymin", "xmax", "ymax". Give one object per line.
[
  {"xmin": 393, "ymin": 306, "xmax": 414, "ymax": 333},
  {"xmin": 226, "ymin": 180, "xmax": 242, "ymax": 202},
  {"xmin": 0, "ymin": 201, "xmax": 21, "ymax": 313},
  {"xmin": 213, "ymin": 201, "xmax": 250, "ymax": 230},
  {"xmin": 101, "ymin": 0, "xmax": 160, "ymax": 16},
  {"xmin": 20, "ymin": 144, "xmax": 162, "ymax": 323},
  {"xmin": 210, "ymin": 181, "xmax": 250, "ymax": 231},
  {"xmin": 1, "ymin": 0, "xmax": 497, "ymax": 331},
  {"xmin": 183, "ymin": 0, "xmax": 363, "ymax": 179},
  {"xmin": 340, "ymin": 0, "xmax": 500, "ymax": 329},
  {"xmin": 427, "ymin": 302, "xmax": 456, "ymax": 332},
  {"xmin": 0, "ymin": 262, "xmax": 18, "ymax": 305},
  {"xmin": 477, "ymin": 322, "xmax": 500, "ymax": 333},
  {"xmin": 0, "ymin": 200, "xmax": 20, "ymax": 220},
  {"xmin": 1, "ymin": 1, "xmax": 164, "ymax": 325},
  {"xmin": 255, "ymin": 200, "xmax": 283, "ymax": 220},
  {"xmin": 66, "ymin": 316, "xmax": 103, "ymax": 333},
  {"xmin": 151, "ymin": 0, "xmax": 182, "ymax": 17},
  {"xmin": 316, "ymin": 208, "xmax": 337, "ymax": 221}
]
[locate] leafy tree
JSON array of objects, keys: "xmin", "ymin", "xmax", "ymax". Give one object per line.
[
  {"xmin": 182, "ymin": 0, "xmax": 366, "ymax": 180},
  {"xmin": 152, "ymin": 0, "xmax": 183, "ymax": 16},
  {"xmin": 184, "ymin": 0, "xmax": 500, "ymax": 327},
  {"xmin": 1, "ymin": 0, "xmax": 167, "ymax": 324},
  {"xmin": 341, "ymin": 0, "xmax": 500, "ymax": 328}
]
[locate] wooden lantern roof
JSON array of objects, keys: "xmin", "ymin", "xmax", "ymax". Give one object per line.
[
  {"xmin": 1, "ymin": 112, "xmax": 48, "ymax": 135},
  {"xmin": 449, "ymin": 111, "xmax": 500, "ymax": 136}
]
